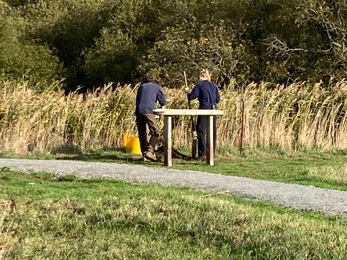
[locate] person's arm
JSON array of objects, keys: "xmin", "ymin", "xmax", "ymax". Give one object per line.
[
  {"xmin": 215, "ymin": 85, "xmax": 220, "ymax": 104},
  {"xmin": 136, "ymin": 85, "xmax": 141, "ymax": 103},
  {"xmin": 157, "ymin": 86, "xmax": 167, "ymax": 107},
  {"xmin": 188, "ymin": 84, "xmax": 200, "ymax": 100}
]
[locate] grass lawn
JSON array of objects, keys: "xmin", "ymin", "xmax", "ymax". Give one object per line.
[
  {"xmin": 3, "ymin": 145, "xmax": 345, "ymax": 191},
  {"xmin": 1, "ymin": 169, "xmax": 347, "ymax": 259}
]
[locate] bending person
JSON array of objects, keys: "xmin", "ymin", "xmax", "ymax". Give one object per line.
[{"xmin": 135, "ymin": 78, "xmax": 167, "ymax": 161}]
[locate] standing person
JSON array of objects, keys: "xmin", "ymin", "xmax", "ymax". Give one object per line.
[
  {"xmin": 135, "ymin": 78, "xmax": 167, "ymax": 161},
  {"xmin": 186, "ymin": 69, "xmax": 220, "ymax": 160}
]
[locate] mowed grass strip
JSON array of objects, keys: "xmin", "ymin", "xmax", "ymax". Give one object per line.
[
  {"xmin": 1, "ymin": 170, "xmax": 346, "ymax": 259},
  {"xmin": 34, "ymin": 147, "xmax": 347, "ymax": 191},
  {"xmin": 175, "ymin": 149, "xmax": 347, "ymax": 191}
]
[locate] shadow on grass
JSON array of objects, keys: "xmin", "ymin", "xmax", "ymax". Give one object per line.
[
  {"xmin": 55, "ymin": 146, "xmax": 199, "ymax": 167},
  {"xmin": 55, "ymin": 147, "xmax": 143, "ymax": 164}
]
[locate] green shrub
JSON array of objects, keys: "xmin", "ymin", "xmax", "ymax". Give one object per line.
[
  {"xmin": 138, "ymin": 19, "xmax": 251, "ymax": 87},
  {"xmin": 3, "ymin": 0, "xmax": 347, "ymax": 89},
  {"xmin": 0, "ymin": 1, "xmax": 62, "ymax": 84}
]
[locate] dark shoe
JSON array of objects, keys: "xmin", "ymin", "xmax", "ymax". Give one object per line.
[
  {"xmin": 157, "ymin": 154, "xmax": 164, "ymax": 162},
  {"xmin": 145, "ymin": 151, "xmax": 157, "ymax": 162}
]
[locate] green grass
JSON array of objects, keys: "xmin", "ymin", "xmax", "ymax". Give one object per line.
[
  {"xmin": 1, "ymin": 170, "xmax": 347, "ymax": 259},
  {"xmin": 2, "ymin": 145, "xmax": 347, "ymax": 191}
]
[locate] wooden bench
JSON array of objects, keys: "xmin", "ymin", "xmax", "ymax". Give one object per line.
[{"xmin": 153, "ymin": 109, "xmax": 224, "ymax": 166}]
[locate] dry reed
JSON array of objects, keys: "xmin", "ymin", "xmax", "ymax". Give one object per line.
[{"xmin": 1, "ymin": 79, "xmax": 347, "ymax": 154}]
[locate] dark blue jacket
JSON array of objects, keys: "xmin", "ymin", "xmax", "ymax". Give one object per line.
[
  {"xmin": 135, "ymin": 82, "xmax": 167, "ymax": 114},
  {"xmin": 188, "ymin": 80, "xmax": 220, "ymax": 109}
]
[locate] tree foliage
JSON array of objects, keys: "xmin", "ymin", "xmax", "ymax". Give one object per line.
[
  {"xmin": 2, "ymin": 0, "xmax": 347, "ymax": 90},
  {"xmin": 0, "ymin": 1, "xmax": 62, "ymax": 84},
  {"xmin": 138, "ymin": 20, "xmax": 251, "ymax": 86}
]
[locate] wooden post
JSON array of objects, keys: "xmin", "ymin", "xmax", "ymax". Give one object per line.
[
  {"xmin": 240, "ymin": 91, "xmax": 245, "ymax": 156},
  {"xmin": 164, "ymin": 115, "xmax": 172, "ymax": 167},
  {"xmin": 206, "ymin": 115, "xmax": 214, "ymax": 166}
]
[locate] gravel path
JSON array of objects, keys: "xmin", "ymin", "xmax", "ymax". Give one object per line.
[{"xmin": 1, "ymin": 158, "xmax": 347, "ymax": 218}]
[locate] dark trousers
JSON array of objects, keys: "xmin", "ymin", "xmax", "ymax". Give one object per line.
[
  {"xmin": 136, "ymin": 114, "xmax": 160, "ymax": 155},
  {"xmin": 196, "ymin": 115, "xmax": 217, "ymax": 158}
]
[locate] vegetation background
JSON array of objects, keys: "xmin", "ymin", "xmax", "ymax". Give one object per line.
[
  {"xmin": 2, "ymin": 0, "xmax": 347, "ymax": 153},
  {"xmin": 2, "ymin": 2, "xmax": 347, "ymax": 258},
  {"xmin": 2, "ymin": 0, "xmax": 347, "ymax": 90}
]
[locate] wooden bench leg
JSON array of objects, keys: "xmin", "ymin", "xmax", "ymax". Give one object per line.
[
  {"xmin": 206, "ymin": 115, "xmax": 214, "ymax": 166},
  {"xmin": 164, "ymin": 115, "xmax": 172, "ymax": 167}
]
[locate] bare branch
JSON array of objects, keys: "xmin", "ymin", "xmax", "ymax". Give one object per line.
[{"xmin": 263, "ymin": 35, "xmax": 308, "ymax": 58}]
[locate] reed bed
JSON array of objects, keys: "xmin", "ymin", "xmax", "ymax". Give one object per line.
[{"xmin": 1, "ymin": 79, "xmax": 347, "ymax": 154}]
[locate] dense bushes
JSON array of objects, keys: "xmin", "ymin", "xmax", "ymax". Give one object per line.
[
  {"xmin": 0, "ymin": 1, "xmax": 62, "ymax": 85},
  {"xmin": 1, "ymin": 0, "xmax": 347, "ymax": 91}
]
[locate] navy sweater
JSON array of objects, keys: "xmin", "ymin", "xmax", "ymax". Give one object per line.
[
  {"xmin": 135, "ymin": 82, "xmax": 167, "ymax": 114},
  {"xmin": 188, "ymin": 80, "xmax": 220, "ymax": 109}
]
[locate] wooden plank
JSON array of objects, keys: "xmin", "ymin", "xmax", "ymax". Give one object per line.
[
  {"xmin": 164, "ymin": 115, "xmax": 172, "ymax": 167},
  {"xmin": 154, "ymin": 109, "xmax": 223, "ymax": 116},
  {"xmin": 206, "ymin": 115, "xmax": 214, "ymax": 166}
]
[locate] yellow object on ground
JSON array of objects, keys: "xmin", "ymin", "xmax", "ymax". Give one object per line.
[{"xmin": 123, "ymin": 133, "xmax": 142, "ymax": 155}]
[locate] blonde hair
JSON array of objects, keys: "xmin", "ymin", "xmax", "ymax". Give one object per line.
[{"xmin": 199, "ymin": 69, "xmax": 211, "ymax": 81}]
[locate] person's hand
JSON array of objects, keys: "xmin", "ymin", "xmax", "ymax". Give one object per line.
[{"xmin": 184, "ymin": 87, "xmax": 190, "ymax": 94}]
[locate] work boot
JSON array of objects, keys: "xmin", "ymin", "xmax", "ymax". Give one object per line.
[{"xmin": 145, "ymin": 150, "xmax": 157, "ymax": 162}]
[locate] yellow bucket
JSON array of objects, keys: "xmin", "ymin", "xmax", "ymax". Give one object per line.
[{"xmin": 123, "ymin": 133, "xmax": 142, "ymax": 155}]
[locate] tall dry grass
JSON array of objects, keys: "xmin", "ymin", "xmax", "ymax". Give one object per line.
[{"xmin": 1, "ymin": 79, "xmax": 347, "ymax": 154}]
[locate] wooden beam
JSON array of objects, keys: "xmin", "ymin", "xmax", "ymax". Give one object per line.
[
  {"xmin": 154, "ymin": 109, "xmax": 223, "ymax": 116},
  {"xmin": 164, "ymin": 115, "xmax": 172, "ymax": 167},
  {"xmin": 206, "ymin": 115, "xmax": 214, "ymax": 166}
]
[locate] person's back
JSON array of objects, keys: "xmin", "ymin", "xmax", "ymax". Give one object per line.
[
  {"xmin": 136, "ymin": 81, "xmax": 166, "ymax": 115},
  {"xmin": 190, "ymin": 80, "xmax": 220, "ymax": 109}
]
